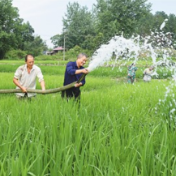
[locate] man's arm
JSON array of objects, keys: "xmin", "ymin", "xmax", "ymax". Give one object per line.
[
  {"xmin": 13, "ymin": 78, "xmax": 27, "ymax": 92},
  {"xmin": 36, "ymin": 67, "xmax": 45, "ymax": 90},
  {"xmin": 40, "ymin": 80, "xmax": 45, "ymax": 91},
  {"xmin": 75, "ymin": 68, "xmax": 89, "ymax": 74}
]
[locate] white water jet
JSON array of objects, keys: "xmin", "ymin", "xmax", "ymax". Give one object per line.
[
  {"xmin": 160, "ymin": 19, "xmax": 168, "ymax": 30},
  {"xmin": 87, "ymin": 19, "xmax": 173, "ymax": 74},
  {"xmin": 87, "ymin": 19, "xmax": 176, "ymax": 122},
  {"xmin": 87, "ymin": 34, "xmax": 160, "ymax": 72},
  {"xmin": 88, "ymin": 35, "xmax": 141, "ymax": 72}
]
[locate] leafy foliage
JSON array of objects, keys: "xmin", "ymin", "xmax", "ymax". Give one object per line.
[
  {"xmin": 1, "ymin": 0, "xmax": 176, "ymax": 59},
  {"xmin": 0, "ymin": 0, "xmax": 19, "ymax": 58},
  {"xmin": 4, "ymin": 49, "xmax": 27, "ymax": 60},
  {"xmin": 0, "ymin": 0, "xmax": 47, "ymax": 59},
  {"xmin": 23, "ymin": 35, "xmax": 47, "ymax": 56},
  {"xmin": 50, "ymin": 34, "xmax": 63, "ymax": 48},
  {"xmin": 62, "ymin": 2, "xmax": 96, "ymax": 50},
  {"xmin": 95, "ymin": 0, "xmax": 151, "ymax": 41},
  {"xmin": 51, "ymin": 0, "xmax": 176, "ymax": 54}
]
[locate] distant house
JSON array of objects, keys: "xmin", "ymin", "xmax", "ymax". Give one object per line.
[
  {"xmin": 53, "ymin": 46, "xmax": 64, "ymax": 53},
  {"xmin": 46, "ymin": 46, "xmax": 65, "ymax": 55}
]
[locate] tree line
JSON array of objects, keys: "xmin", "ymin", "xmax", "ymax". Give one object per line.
[
  {"xmin": 51, "ymin": 0, "xmax": 176, "ymax": 54},
  {"xmin": 1, "ymin": 0, "xmax": 176, "ymax": 59},
  {"xmin": 0, "ymin": 0, "xmax": 47, "ymax": 59}
]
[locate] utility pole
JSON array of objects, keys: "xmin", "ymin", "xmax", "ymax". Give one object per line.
[{"xmin": 63, "ymin": 29, "xmax": 65, "ymax": 60}]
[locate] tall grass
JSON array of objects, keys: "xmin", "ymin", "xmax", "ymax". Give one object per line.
[{"xmin": 0, "ymin": 60, "xmax": 175, "ymax": 175}]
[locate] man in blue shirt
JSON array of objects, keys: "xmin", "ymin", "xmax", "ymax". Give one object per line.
[{"xmin": 61, "ymin": 53, "xmax": 89, "ymax": 101}]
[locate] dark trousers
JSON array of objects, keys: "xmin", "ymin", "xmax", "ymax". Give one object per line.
[{"xmin": 61, "ymin": 87, "xmax": 81, "ymax": 102}]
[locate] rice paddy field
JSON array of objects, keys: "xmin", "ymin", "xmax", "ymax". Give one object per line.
[{"xmin": 0, "ymin": 59, "xmax": 176, "ymax": 176}]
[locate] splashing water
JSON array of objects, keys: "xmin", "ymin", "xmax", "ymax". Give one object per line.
[
  {"xmin": 160, "ymin": 19, "xmax": 168, "ymax": 30},
  {"xmin": 87, "ymin": 19, "xmax": 175, "ymax": 80},
  {"xmin": 87, "ymin": 19, "xmax": 173, "ymax": 73},
  {"xmin": 87, "ymin": 19, "xmax": 176, "ymax": 122},
  {"xmin": 88, "ymin": 35, "xmax": 142, "ymax": 72}
]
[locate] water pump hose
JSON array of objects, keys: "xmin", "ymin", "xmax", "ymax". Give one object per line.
[{"xmin": 0, "ymin": 74, "xmax": 87, "ymax": 94}]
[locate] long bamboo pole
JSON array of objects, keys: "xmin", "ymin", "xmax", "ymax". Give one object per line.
[{"xmin": 0, "ymin": 74, "xmax": 86, "ymax": 94}]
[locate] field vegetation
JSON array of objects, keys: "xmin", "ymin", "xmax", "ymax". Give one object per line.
[{"xmin": 0, "ymin": 59, "xmax": 176, "ymax": 176}]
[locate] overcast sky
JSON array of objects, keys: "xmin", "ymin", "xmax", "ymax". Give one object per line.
[{"xmin": 12, "ymin": 0, "xmax": 176, "ymax": 48}]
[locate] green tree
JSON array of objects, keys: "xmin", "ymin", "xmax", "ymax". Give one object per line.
[
  {"xmin": 153, "ymin": 11, "xmax": 168, "ymax": 31},
  {"xmin": 0, "ymin": 0, "xmax": 19, "ymax": 58},
  {"xmin": 167, "ymin": 14, "xmax": 176, "ymax": 47},
  {"xmin": 23, "ymin": 35, "xmax": 47, "ymax": 56},
  {"xmin": 13, "ymin": 20, "xmax": 35, "ymax": 50},
  {"xmin": 145, "ymin": 11, "xmax": 176, "ymax": 48},
  {"xmin": 136, "ymin": 12, "xmax": 154, "ymax": 37},
  {"xmin": 50, "ymin": 34, "xmax": 63, "ymax": 48},
  {"xmin": 95, "ymin": 0, "xmax": 151, "ymax": 42},
  {"xmin": 82, "ymin": 32, "xmax": 104, "ymax": 52},
  {"xmin": 0, "ymin": 0, "xmax": 47, "ymax": 59},
  {"xmin": 62, "ymin": 2, "xmax": 96, "ymax": 49}
]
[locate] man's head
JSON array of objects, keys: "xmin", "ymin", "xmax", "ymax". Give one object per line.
[
  {"xmin": 25, "ymin": 54, "xmax": 34, "ymax": 69},
  {"xmin": 149, "ymin": 66, "xmax": 154, "ymax": 71},
  {"xmin": 76, "ymin": 53, "xmax": 87, "ymax": 68}
]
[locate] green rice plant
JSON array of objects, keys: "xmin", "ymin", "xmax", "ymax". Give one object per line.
[
  {"xmin": 0, "ymin": 73, "xmax": 14, "ymax": 89},
  {"xmin": 0, "ymin": 60, "xmax": 176, "ymax": 175}
]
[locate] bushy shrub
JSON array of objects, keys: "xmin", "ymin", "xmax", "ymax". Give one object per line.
[
  {"xmin": 65, "ymin": 45, "xmax": 92, "ymax": 59},
  {"xmin": 4, "ymin": 50, "xmax": 27, "ymax": 60}
]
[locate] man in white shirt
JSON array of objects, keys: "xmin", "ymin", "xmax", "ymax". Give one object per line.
[
  {"xmin": 13, "ymin": 54, "xmax": 45, "ymax": 98},
  {"xmin": 143, "ymin": 66, "xmax": 154, "ymax": 82}
]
